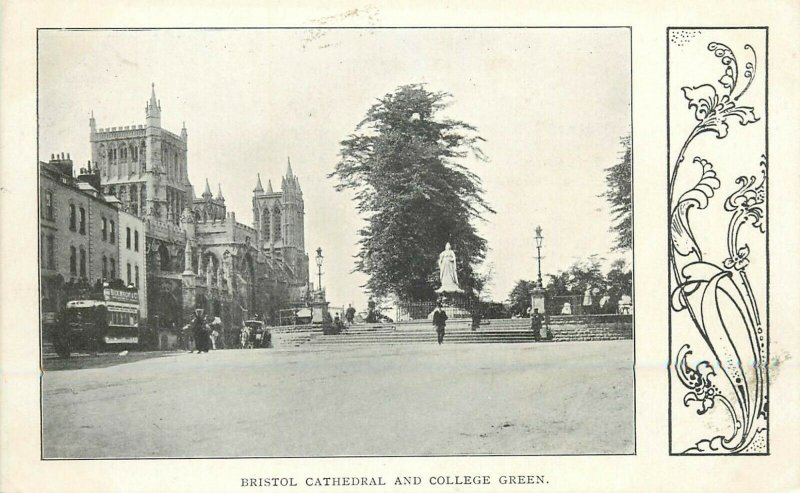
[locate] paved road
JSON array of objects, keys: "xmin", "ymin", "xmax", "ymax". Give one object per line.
[{"xmin": 42, "ymin": 341, "xmax": 634, "ymax": 458}]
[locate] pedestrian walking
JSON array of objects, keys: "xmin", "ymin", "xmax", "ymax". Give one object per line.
[
  {"xmin": 345, "ymin": 304, "xmax": 356, "ymax": 326},
  {"xmin": 191, "ymin": 308, "xmax": 211, "ymax": 353},
  {"xmin": 471, "ymin": 304, "xmax": 482, "ymax": 331},
  {"xmin": 530, "ymin": 308, "xmax": 543, "ymax": 342},
  {"xmin": 432, "ymin": 302, "xmax": 448, "ymax": 345}
]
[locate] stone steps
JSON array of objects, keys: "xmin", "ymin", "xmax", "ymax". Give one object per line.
[{"xmin": 302, "ymin": 318, "xmax": 632, "ymax": 347}]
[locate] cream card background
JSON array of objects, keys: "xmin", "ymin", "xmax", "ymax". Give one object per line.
[{"xmin": 1, "ymin": 1, "xmax": 798, "ymax": 492}]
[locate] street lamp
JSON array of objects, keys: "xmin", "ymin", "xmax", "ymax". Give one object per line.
[
  {"xmin": 534, "ymin": 225, "xmax": 544, "ymax": 287},
  {"xmin": 315, "ymin": 247, "xmax": 324, "ymax": 291}
]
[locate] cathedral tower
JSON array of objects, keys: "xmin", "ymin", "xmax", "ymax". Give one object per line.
[
  {"xmin": 252, "ymin": 158, "xmax": 308, "ymax": 284},
  {"xmin": 91, "ymin": 84, "xmax": 191, "ymax": 224}
]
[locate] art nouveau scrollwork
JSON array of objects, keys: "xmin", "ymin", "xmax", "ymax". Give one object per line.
[{"xmin": 669, "ymin": 33, "xmax": 767, "ymax": 454}]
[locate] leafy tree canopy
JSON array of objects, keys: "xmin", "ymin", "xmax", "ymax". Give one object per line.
[
  {"xmin": 330, "ymin": 84, "xmax": 493, "ymax": 301},
  {"xmin": 507, "ymin": 279, "xmax": 536, "ymax": 317},
  {"xmin": 544, "ymin": 256, "xmax": 632, "ymax": 313},
  {"xmin": 603, "ymin": 134, "xmax": 632, "ymax": 251}
]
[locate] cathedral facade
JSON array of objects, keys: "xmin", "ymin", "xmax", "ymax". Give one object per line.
[{"xmin": 89, "ymin": 85, "xmax": 310, "ymax": 329}]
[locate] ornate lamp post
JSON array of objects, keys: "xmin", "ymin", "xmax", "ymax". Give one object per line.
[
  {"xmin": 311, "ymin": 247, "xmax": 329, "ymax": 325},
  {"xmin": 315, "ymin": 247, "xmax": 324, "ymax": 291},
  {"xmin": 534, "ymin": 226, "xmax": 544, "ymax": 288},
  {"xmin": 531, "ymin": 225, "xmax": 551, "ymax": 339}
]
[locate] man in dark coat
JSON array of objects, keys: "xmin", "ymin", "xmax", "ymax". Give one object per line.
[
  {"xmin": 531, "ymin": 308, "xmax": 543, "ymax": 342},
  {"xmin": 192, "ymin": 309, "xmax": 210, "ymax": 353},
  {"xmin": 432, "ymin": 302, "xmax": 448, "ymax": 345}
]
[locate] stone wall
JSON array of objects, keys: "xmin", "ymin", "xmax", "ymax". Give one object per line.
[{"xmin": 547, "ymin": 314, "xmax": 632, "ymax": 342}]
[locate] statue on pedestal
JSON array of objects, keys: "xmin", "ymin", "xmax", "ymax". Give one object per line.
[{"xmin": 435, "ymin": 243, "xmax": 463, "ymax": 293}]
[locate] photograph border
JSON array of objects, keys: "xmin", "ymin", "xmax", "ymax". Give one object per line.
[
  {"xmin": 36, "ymin": 25, "xmax": 636, "ymax": 460},
  {"xmin": 666, "ymin": 26, "xmax": 769, "ymax": 456}
]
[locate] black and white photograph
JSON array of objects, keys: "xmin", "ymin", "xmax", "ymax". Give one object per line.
[{"xmin": 36, "ymin": 27, "xmax": 635, "ymax": 459}]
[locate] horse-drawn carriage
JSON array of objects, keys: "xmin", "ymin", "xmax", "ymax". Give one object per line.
[{"xmin": 239, "ymin": 320, "xmax": 271, "ymax": 349}]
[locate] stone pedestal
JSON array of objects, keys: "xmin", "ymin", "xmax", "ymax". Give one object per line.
[
  {"xmin": 531, "ymin": 285, "xmax": 546, "ymax": 313},
  {"xmin": 310, "ymin": 300, "xmax": 330, "ymax": 324},
  {"xmin": 530, "ymin": 285, "xmax": 549, "ymax": 339}
]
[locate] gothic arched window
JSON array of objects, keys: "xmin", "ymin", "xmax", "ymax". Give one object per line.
[
  {"xmin": 272, "ymin": 206, "xmax": 282, "ymax": 242},
  {"xmin": 204, "ymin": 253, "xmax": 218, "ymax": 286},
  {"xmin": 140, "ymin": 141, "xmax": 146, "ymax": 173},
  {"xmin": 261, "ymin": 207, "xmax": 270, "ymax": 241},
  {"xmin": 130, "ymin": 184, "xmax": 138, "ymax": 215}
]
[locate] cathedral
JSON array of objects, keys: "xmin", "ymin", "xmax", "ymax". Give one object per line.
[{"xmin": 89, "ymin": 84, "xmax": 310, "ymax": 328}]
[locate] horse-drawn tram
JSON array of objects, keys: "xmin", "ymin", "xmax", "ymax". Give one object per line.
[{"xmin": 52, "ymin": 286, "xmax": 140, "ymax": 358}]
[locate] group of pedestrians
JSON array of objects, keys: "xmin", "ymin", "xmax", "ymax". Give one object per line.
[
  {"xmin": 431, "ymin": 302, "xmax": 550, "ymax": 345},
  {"xmin": 332, "ymin": 304, "xmax": 358, "ymax": 331}
]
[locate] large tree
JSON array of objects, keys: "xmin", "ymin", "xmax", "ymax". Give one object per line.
[
  {"xmin": 507, "ymin": 280, "xmax": 535, "ymax": 317},
  {"xmin": 330, "ymin": 84, "xmax": 493, "ymax": 302},
  {"xmin": 603, "ymin": 134, "xmax": 632, "ymax": 251}
]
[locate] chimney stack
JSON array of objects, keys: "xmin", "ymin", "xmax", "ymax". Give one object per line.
[{"xmin": 49, "ymin": 152, "xmax": 74, "ymax": 177}]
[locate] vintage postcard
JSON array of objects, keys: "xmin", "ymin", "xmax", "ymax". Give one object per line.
[{"xmin": 1, "ymin": 2, "xmax": 798, "ymax": 492}]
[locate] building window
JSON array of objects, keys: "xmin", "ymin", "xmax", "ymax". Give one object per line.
[
  {"xmin": 69, "ymin": 204, "xmax": 76, "ymax": 231},
  {"xmin": 135, "ymin": 265, "xmax": 140, "ymax": 287},
  {"xmin": 130, "ymin": 184, "xmax": 138, "ymax": 216},
  {"xmin": 45, "ymin": 191, "xmax": 54, "ymax": 220},
  {"xmin": 110, "ymin": 220, "xmax": 115, "ymax": 244},
  {"xmin": 102, "ymin": 255, "xmax": 108, "ymax": 279},
  {"xmin": 79, "ymin": 247, "xmax": 86, "ymax": 278},
  {"xmin": 127, "ymin": 263, "xmax": 132, "ymax": 285},
  {"xmin": 79, "ymin": 207, "xmax": 86, "ymax": 235},
  {"xmin": 69, "ymin": 246, "xmax": 77, "ymax": 275},
  {"xmin": 121, "ymin": 147, "xmax": 127, "ymax": 160},
  {"xmin": 273, "ymin": 207, "xmax": 282, "ymax": 242},
  {"xmin": 110, "ymin": 257, "xmax": 116, "ymax": 279},
  {"xmin": 102, "ymin": 217, "xmax": 107, "ymax": 241},
  {"xmin": 126, "ymin": 227, "xmax": 131, "ymax": 249},
  {"xmin": 47, "ymin": 235, "xmax": 55, "ymax": 269},
  {"xmin": 134, "ymin": 230, "xmax": 139, "ymax": 252}
]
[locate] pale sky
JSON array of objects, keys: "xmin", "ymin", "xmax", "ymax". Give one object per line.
[{"xmin": 38, "ymin": 28, "xmax": 631, "ymax": 309}]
